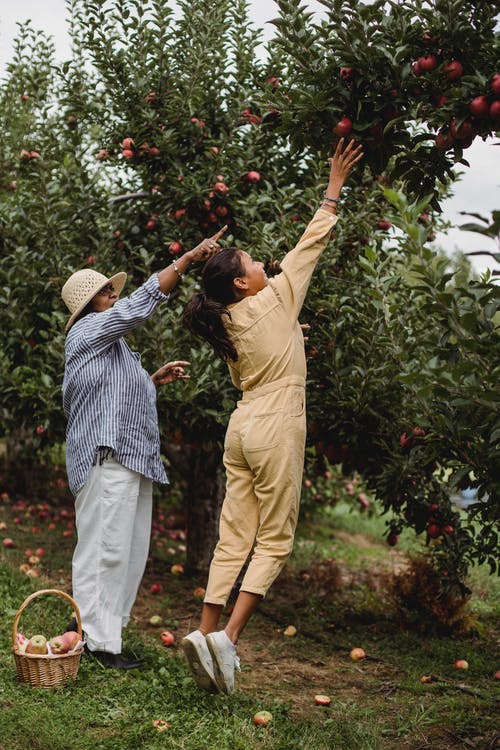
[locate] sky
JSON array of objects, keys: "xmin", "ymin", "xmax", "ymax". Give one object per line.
[{"xmin": 1, "ymin": 0, "xmax": 498, "ymax": 276}]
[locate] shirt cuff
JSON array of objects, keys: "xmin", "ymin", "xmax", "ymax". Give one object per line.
[
  {"xmin": 316, "ymin": 207, "xmax": 339, "ymax": 226},
  {"xmin": 146, "ymin": 273, "xmax": 169, "ymax": 302}
]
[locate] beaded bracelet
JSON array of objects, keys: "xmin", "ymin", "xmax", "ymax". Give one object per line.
[
  {"xmin": 172, "ymin": 259, "xmax": 183, "ymax": 280},
  {"xmin": 322, "ymin": 191, "xmax": 342, "ymax": 204}
]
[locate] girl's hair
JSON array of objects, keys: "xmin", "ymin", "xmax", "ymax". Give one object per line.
[{"xmin": 183, "ymin": 247, "xmax": 244, "ymax": 361}]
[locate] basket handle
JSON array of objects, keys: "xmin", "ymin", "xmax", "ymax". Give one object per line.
[{"xmin": 12, "ymin": 588, "xmax": 82, "ymax": 649}]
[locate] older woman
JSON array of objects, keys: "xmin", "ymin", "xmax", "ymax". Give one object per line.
[
  {"xmin": 61, "ymin": 227, "xmax": 226, "ymax": 668},
  {"xmin": 181, "ymin": 139, "xmax": 363, "ymax": 693}
]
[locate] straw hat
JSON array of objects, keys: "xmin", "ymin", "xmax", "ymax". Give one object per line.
[{"xmin": 61, "ymin": 269, "xmax": 127, "ymax": 332}]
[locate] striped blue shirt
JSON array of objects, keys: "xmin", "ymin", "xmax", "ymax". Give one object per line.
[{"xmin": 62, "ymin": 274, "xmax": 169, "ymax": 496}]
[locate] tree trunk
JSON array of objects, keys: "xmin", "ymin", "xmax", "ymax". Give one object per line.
[
  {"xmin": 185, "ymin": 445, "xmax": 225, "ymax": 577},
  {"xmin": 162, "ymin": 439, "xmax": 225, "ymax": 578}
]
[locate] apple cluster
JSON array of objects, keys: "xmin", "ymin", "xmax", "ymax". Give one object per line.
[{"xmin": 17, "ymin": 630, "xmax": 82, "ymax": 656}]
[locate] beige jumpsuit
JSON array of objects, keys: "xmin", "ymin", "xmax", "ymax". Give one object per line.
[{"xmin": 205, "ymin": 208, "xmax": 338, "ymax": 604}]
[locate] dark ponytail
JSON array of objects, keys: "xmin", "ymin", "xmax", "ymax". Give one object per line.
[{"xmin": 183, "ymin": 247, "xmax": 244, "ymax": 361}]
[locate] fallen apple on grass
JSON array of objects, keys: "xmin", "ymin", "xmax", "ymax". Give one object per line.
[
  {"xmin": 160, "ymin": 630, "xmax": 175, "ymax": 646},
  {"xmin": 314, "ymin": 694, "xmax": 332, "ymax": 706},
  {"xmin": 253, "ymin": 711, "xmax": 272, "ymax": 727},
  {"xmin": 149, "ymin": 615, "xmax": 162, "ymax": 626},
  {"xmin": 150, "ymin": 583, "xmax": 163, "ymax": 595},
  {"xmin": 454, "ymin": 659, "xmax": 468, "ymax": 670},
  {"xmin": 350, "ymin": 647, "xmax": 366, "ymax": 661},
  {"xmin": 152, "ymin": 719, "xmax": 170, "ymax": 731},
  {"xmin": 284, "ymin": 625, "xmax": 297, "ymax": 637},
  {"xmin": 170, "ymin": 563, "xmax": 184, "ymax": 575}
]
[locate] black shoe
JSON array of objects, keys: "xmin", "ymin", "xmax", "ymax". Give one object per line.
[{"xmin": 87, "ymin": 650, "xmax": 143, "ymax": 670}]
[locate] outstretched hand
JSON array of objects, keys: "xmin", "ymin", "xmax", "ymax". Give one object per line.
[
  {"xmin": 151, "ymin": 360, "xmax": 190, "ymax": 388},
  {"xmin": 187, "ymin": 225, "xmax": 228, "ymax": 263},
  {"xmin": 327, "ymin": 138, "xmax": 364, "ymax": 187}
]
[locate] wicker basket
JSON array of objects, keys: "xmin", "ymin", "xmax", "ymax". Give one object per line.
[{"xmin": 12, "ymin": 588, "xmax": 84, "ymax": 689}]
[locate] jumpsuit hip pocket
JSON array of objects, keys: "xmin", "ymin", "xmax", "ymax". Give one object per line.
[{"xmin": 243, "ymin": 410, "xmax": 282, "ymax": 453}]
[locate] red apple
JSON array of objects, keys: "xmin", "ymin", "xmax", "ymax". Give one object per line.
[
  {"xmin": 333, "ymin": 117, "xmax": 353, "ymax": 137},
  {"xmin": 96, "ymin": 148, "xmax": 109, "ymax": 160},
  {"xmin": 377, "ymin": 220, "xmax": 392, "ymax": 230},
  {"xmin": 145, "ymin": 91, "xmax": 157, "ymax": 103},
  {"xmin": 49, "ymin": 631, "xmax": 80, "ymax": 654},
  {"xmin": 435, "ymin": 95, "xmax": 449, "ymax": 107},
  {"xmin": 493, "ymin": 670, "xmax": 500, "ymax": 680},
  {"xmin": 469, "ymin": 96, "xmax": 489, "ymax": 117},
  {"xmin": 412, "ymin": 61, "xmax": 423, "ymax": 77},
  {"xmin": 253, "ymin": 711, "xmax": 272, "ymax": 727},
  {"xmin": 122, "ymin": 148, "xmax": 134, "ymax": 159},
  {"xmin": 214, "ymin": 181, "xmax": 228, "ymax": 194},
  {"xmin": 121, "ymin": 137, "xmax": 134, "ymax": 149},
  {"xmin": 454, "ymin": 659, "xmax": 468, "ymax": 670},
  {"xmin": 36, "ymin": 425, "xmax": 46, "ymax": 435},
  {"xmin": 491, "ymin": 73, "xmax": 500, "ymax": 96},
  {"xmin": 314, "ymin": 694, "xmax": 332, "ymax": 706},
  {"xmin": 149, "ymin": 146, "xmax": 161, "ymax": 156},
  {"xmin": 418, "ymin": 55, "xmax": 438, "ymax": 72},
  {"xmin": 435, "ymin": 130, "xmax": 455, "ymax": 151},
  {"xmin": 387, "ymin": 532, "xmax": 399, "ymax": 547},
  {"xmin": 490, "ymin": 101, "xmax": 500, "ymax": 120},
  {"xmin": 160, "ymin": 630, "xmax": 174, "ymax": 646},
  {"xmin": 168, "ymin": 241, "xmax": 182, "ymax": 255},
  {"xmin": 170, "ymin": 563, "xmax": 184, "ymax": 575},
  {"xmin": 2, "ymin": 538, "xmax": 15, "ymax": 548},
  {"xmin": 193, "ymin": 586, "xmax": 206, "ymax": 599},
  {"xmin": 150, "ymin": 583, "xmax": 162, "ymax": 594},
  {"xmin": 450, "ymin": 117, "xmax": 475, "ymax": 141},
  {"xmin": 427, "ymin": 523, "xmax": 441, "ymax": 538},
  {"xmin": 145, "ymin": 218, "xmax": 157, "ymax": 231},
  {"xmin": 442, "ymin": 524, "xmax": 455, "ymax": 534},
  {"xmin": 246, "ymin": 170, "xmax": 261, "ymax": 183},
  {"xmin": 442, "ymin": 60, "xmax": 463, "ymax": 81},
  {"xmin": 340, "ymin": 67, "xmax": 355, "ymax": 81},
  {"xmin": 20, "ymin": 149, "xmax": 32, "ymax": 160},
  {"xmin": 350, "ymin": 647, "xmax": 366, "ymax": 661},
  {"xmin": 26, "ymin": 634, "xmax": 48, "ymax": 654}
]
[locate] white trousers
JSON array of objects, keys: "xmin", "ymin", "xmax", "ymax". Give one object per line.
[{"xmin": 72, "ymin": 456, "xmax": 152, "ymax": 653}]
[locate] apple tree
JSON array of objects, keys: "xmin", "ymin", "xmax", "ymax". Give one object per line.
[{"xmin": 1, "ymin": 0, "xmax": 498, "ymax": 587}]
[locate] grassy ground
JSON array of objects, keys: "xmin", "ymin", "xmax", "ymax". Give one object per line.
[{"xmin": 0, "ymin": 492, "xmax": 498, "ymax": 750}]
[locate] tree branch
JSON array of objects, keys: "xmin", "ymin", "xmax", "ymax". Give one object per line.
[{"xmin": 108, "ymin": 191, "xmax": 150, "ymax": 204}]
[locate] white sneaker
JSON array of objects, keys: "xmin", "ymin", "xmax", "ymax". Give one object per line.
[
  {"xmin": 181, "ymin": 630, "xmax": 218, "ymax": 692},
  {"xmin": 205, "ymin": 630, "xmax": 241, "ymax": 694}
]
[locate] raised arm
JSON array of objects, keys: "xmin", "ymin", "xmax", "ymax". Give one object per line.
[{"xmin": 271, "ymin": 139, "xmax": 363, "ymax": 322}]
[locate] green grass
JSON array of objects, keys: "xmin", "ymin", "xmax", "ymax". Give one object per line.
[{"xmin": 0, "ymin": 496, "xmax": 499, "ymax": 750}]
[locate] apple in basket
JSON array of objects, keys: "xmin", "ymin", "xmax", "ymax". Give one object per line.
[
  {"xmin": 49, "ymin": 631, "xmax": 81, "ymax": 654},
  {"xmin": 25, "ymin": 634, "xmax": 48, "ymax": 654}
]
